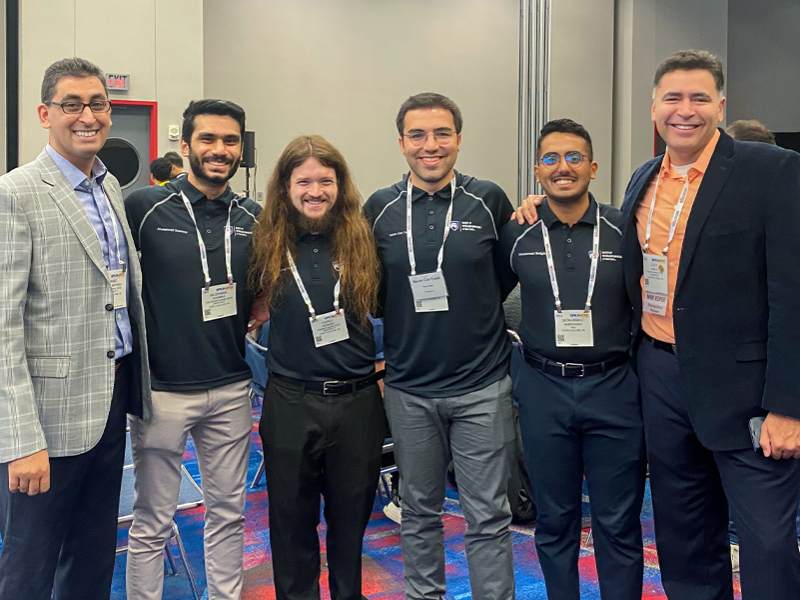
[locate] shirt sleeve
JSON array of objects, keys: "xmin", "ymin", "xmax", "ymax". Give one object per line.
[
  {"xmin": 494, "ymin": 221, "xmax": 521, "ymax": 300},
  {"xmin": 123, "ymin": 189, "xmax": 151, "ymax": 252}
]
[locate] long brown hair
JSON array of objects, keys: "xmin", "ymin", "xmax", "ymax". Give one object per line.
[{"xmin": 248, "ymin": 135, "xmax": 379, "ymax": 323}]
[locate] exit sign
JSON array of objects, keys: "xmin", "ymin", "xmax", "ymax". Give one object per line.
[{"xmin": 106, "ymin": 73, "xmax": 130, "ymax": 91}]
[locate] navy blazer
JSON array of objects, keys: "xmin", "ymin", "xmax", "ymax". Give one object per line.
[{"xmin": 621, "ymin": 129, "xmax": 800, "ymax": 451}]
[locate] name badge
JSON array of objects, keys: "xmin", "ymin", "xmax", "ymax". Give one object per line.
[
  {"xmin": 642, "ymin": 253, "xmax": 669, "ymax": 315},
  {"xmin": 310, "ymin": 310, "xmax": 350, "ymax": 347},
  {"xmin": 414, "ymin": 295, "xmax": 450, "ymax": 313},
  {"xmin": 408, "ymin": 272, "xmax": 448, "ymax": 303},
  {"xmin": 201, "ymin": 283, "xmax": 238, "ymax": 321},
  {"xmin": 109, "ymin": 269, "xmax": 127, "ymax": 309},
  {"xmin": 554, "ymin": 310, "xmax": 594, "ymax": 347}
]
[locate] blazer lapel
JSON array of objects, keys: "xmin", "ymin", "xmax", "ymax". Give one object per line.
[
  {"xmin": 37, "ymin": 152, "xmax": 109, "ymax": 279},
  {"xmin": 674, "ymin": 133, "xmax": 736, "ymax": 295}
]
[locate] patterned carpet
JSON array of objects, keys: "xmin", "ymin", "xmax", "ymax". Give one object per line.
[{"xmin": 0, "ymin": 405, "xmax": 742, "ymax": 599}]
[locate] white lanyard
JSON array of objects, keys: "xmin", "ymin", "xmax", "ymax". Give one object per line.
[
  {"xmin": 541, "ymin": 206, "xmax": 600, "ymax": 312},
  {"xmin": 643, "ymin": 169, "xmax": 691, "ymax": 255},
  {"xmin": 286, "ymin": 248, "xmax": 341, "ymax": 320},
  {"xmin": 180, "ymin": 191, "xmax": 234, "ymax": 289},
  {"xmin": 102, "ymin": 194, "xmax": 126, "ymax": 272},
  {"xmin": 405, "ymin": 175, "xmax": 456, "ymax": 276}
]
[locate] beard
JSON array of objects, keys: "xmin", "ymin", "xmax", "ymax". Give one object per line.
[
  {"xmin": 289, "ymin": 202, "xmax": 341, "ymax": 235},
  {"xmin": 188, "ymin": 148, "xmax": 240, "ymax": 185}
]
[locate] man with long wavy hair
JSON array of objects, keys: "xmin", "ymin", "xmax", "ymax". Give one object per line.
[{"xmin": 249, "ymin": 135, "xmax": 387, "ymax": 600}]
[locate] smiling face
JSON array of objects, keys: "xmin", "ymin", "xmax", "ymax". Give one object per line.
[
  {"xmin": 399, "ymin": 108, "xmax": 461, "ymax": 193},
  {"xmin": 181, "ymin": 114, "xmax": 242, "ymax": 186},
  {"xmin": 651, "ymin": 69, "xmax": 725, "ymax": 165},
  {"xmin": 37, "ymin": 75, "xmax": 111, "ymax": 174},
  {"xmin": 288, "ymin": 157, "xmax": 338, "ymax": 221},
  {"xmin": 534, "ymin": 132, "xmax": 597, "ymax": 205}
]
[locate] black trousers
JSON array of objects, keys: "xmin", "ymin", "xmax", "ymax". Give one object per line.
[
  {"xmin": 0, "ymin": 356, "xmax": 131, "ymax": 600},
  {"xmin": 260, "ymin": 377, "xmax": 387, "ymax": 600},
  {"xmin": 638, "ymin": 340, "xmax": 800, "ymax": 600},
  {"xmin": 515, "ymin": 357, "xmax": 646, "ymax": 600}
]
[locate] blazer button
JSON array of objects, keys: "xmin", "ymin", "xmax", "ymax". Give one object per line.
[
  {"xmin": 105, "ymin": 303, "xmax": 114, "ymax": 311},
  {"xmin": 107, "ymin": 350, "xmax": 115, "ymax": 359}
]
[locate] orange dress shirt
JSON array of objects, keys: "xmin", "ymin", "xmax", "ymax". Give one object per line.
[{"xmin": 635, "ymin": 129, "xmax": 720, "ymax": 343}]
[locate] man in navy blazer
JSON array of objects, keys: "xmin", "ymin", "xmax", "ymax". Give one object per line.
[{"xmin": 621, "ymin": 50, "xmax": 800, "ymax": 599}]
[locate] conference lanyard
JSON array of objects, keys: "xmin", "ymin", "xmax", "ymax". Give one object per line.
[
  {"xmin": 405, "ymin": 175, "xmax": 456, "ymax": 276},
  {"xmin": 642, "ymin": 170, "xmax": 691, "ymax": 255},
  {"xmin": 180, "ymin": 191, "xmax": 234, "ymax": 289},
  {"xmin": 540, "ymin": 206, "xmax": 601, "ymax": 313},
  {"xmin": 286, "ymin": 249, "xmax": 341, "ymax": 320}
]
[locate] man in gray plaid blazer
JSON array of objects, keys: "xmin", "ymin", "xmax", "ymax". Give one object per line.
[{"xmin": 0, "ymin": 58, "xmax": 151, "ymax": 600}]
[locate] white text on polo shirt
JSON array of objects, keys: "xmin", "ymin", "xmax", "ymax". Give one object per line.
[{"xmin": 157, "ymin": 227, "xmax": 189, "ymax": 234}]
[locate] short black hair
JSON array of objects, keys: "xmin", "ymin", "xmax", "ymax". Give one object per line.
[
  {"xmin": 396, "ymin": 93, "xmax": 463, "ymax": 136},
  {"xmin": 181, "ymin": 99, "xmax": 246, "ymax": 144},
  {"xmin": 149, "ymin": 158, "xmax": 173, "ymax": 182},
  {"xmin": 726, "ymin": 119, "xmax": 776, "ymax": 145},
  {"xmin": 41, "ymin": 57, "xmax": 107, "ymax": 104},
  {"xmin": 537, "ymin": 118, "xmax": 593, "ymax": 161},
  {"xmin": 162, "ymin": 151, "xmax": 184, "ymax": 168},
  {"xmin": 654, "ymin": 49, "xmax": 725, "ymax": 95}
]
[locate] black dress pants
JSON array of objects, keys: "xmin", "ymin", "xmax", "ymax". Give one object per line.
[
  {"xmin": 260, "ymin": 377, "xmax": 387, "ymax": 600},
  {"xmin": 0, "ymin": 356, "xmax": 131, "ymax": 600},
  {"xmin": 638, "ymin": 340, "xmax": 800, "ymax": 600},
  {"xmin": 515, "ymin": 358, "xmax": 646, "ymax": 600}
]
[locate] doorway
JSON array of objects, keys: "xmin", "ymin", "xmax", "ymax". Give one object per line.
[{"xmin": 99, "ymin": 100, "xmax": 157, "ymax": 199}]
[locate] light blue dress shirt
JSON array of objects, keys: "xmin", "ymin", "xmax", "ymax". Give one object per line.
[{"xmin": 45, "ymin": 144, "xmax": 133, "ymax": 359}]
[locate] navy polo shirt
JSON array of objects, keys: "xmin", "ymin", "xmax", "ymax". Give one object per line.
[
  {"xmin": 497, "ymin": 195, "xmax": 631, "ymax": 364},
  {"xmin": 265, "ymin": 232, "xmax": 376, "ymax": 382},
  {"xmin": 364, "ymin": 171, "xmax": 514, "ymax": 397},
  {"xmin": 125, "ymin": 177, "xmax": 261, "ymax": 391}
]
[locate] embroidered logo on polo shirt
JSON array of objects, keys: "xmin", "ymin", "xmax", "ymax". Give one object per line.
[
  {"xmin": 459, "ymin": 221, "xmax": 482, "ymax": 232},
  {"xmin": 233, "ymin": 226, "xmax": 253, "ymax": 237},
  {"xmin": 156, "ymin": 227, "xmax": 189, "ymax": 234},
  {"xmin": 518, "ymin": 251, "xmax": 546, "ymax": 257},
  {"xmin": 388, "ymin": 231, "xmax": 406, "ymax": 237},
  {"xmin": 601, "ymin": 250, "xmax": 622, "ymax": 261},
  {"xmin": 450, "ymin": 221, "xmax": 460, "ymax": 231}
]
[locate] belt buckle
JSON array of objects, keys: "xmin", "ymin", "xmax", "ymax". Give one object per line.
[
  {"xmin": 562, "ymin": 362, "xmax": 585, "ymax": 377},
  {"xmin": 322, "ymin": 380, "xmax": 343, "ymax": 395}
]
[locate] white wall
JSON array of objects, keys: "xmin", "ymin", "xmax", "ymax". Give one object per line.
[
  {"xmin": 727, "ymin": 0, "xmax": 800, "ymax": 132},
  {"xmin": 612, "ymin": 0, "xmax": 728, "ymax": 206},
  {"xmin": 549, "ymin": 0, "xmax": 615, "ymax": 205},
  {"xmin": 17, "ymin": 0, "xmax": 203, "ymax": 164},
  {"xmin": 203, "ymin": 0, "xmax": 520, "ymax": 202}
]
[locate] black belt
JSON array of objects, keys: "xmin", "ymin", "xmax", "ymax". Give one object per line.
[
  {"xmin": 270, "ymin": 370, "xmax": 385, "ymax": 396},
  {"xmin": 523, "ymin": 348, "xmax": 629, "ymax": 378},
  {"xmin": 643, "ymin": 333, "xmax": 677, "ymax": 355}
]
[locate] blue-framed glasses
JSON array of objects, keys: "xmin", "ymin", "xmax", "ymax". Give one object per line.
[{"xmin": 540, "ymin": 151, "xmax": 589, "ymax": 169}]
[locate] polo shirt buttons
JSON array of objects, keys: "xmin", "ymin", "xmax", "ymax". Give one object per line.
[
  {"xmin": 561, "ymin": 224, "xmax": 567, "ymax": 230},
  {"xmin": 107, "ymin": 350, "xmax": 115, "ymax": 359},
  {"xmin": 567, "ymin": 238, "xmax": 572, "ymax": 243},
  {"xmin": 313, "ymin": 248, "xmax": 319, "ymax": 253},
  {"xmin": 206, "ymin": 229, "xmax": 212, "ymax": 234},
  {"xmin": 205, "ymin": 215, "xmax": 211, "ymax": 220},
  {"xmin": 313, "ymin": 263, "xmax": 319, "ymax": 268},
  {"xmin": 566, "ymin": 252, "xmax": 572, "ymax": 258},
  {"xmin": 428, "ymin": 197, "xmax": 433, "ymax": 202},
  {"xmin": 428, "ymin": 210, "xmax": 434, "ymax": 215},
  {"xmin": 105, "ymin": 303, "xmax": 114, "ymax": 311},
  {"xmin": 428, "ymin": 224, "xmax": 434, "ymax": 230}
]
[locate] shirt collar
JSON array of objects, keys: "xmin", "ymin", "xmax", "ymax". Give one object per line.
[
  {"xmin": 540, "ymin": 194, "xmax": 598, "ymax": 229},
  {"xmin": 660, "ymin": 128, "xmax": 721, "ymax": 178},
  {"xmin": 175, "ymin": 175, "xmax": 234, "ymax": 205},
  {"xmin": 45, "ymin": 144, "xmax": 108, "ymax": 191},
  {"xmin": 406, "ymin": 170, "xmax": 461, "ymax": 202}
]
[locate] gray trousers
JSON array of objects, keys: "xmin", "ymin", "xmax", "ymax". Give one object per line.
[
  {"xmin": 126, "ymin": 379, "xmax": 253, "ymax": 600},
  {"xmin": 384, "ymin": 376, "xmax": 516, "ymax": 600}
]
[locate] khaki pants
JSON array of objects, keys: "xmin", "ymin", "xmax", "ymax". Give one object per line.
[{"xmin": 126, "ymin": 379, "xmax": 252, "ymax": 600}]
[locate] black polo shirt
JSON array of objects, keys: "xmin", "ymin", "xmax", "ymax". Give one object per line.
[
  {"xmin": 265, "ymin": 232, "xmax": 375, "ymax": 381},
  {"xmin": 125, "ymin": 177, "xmax": 261, "ymax": 391},
  {"xmin": 364, "ymin": 171, "xmax": 514, "ymax": 397},
  {"xmin": 497, "ymin": 195, "xmax": 631, "ymax": 364}
]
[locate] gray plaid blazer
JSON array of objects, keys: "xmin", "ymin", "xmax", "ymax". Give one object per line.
[{"xmin": 0, "ymin": 150, "xmax": 151, "ymax": 463}]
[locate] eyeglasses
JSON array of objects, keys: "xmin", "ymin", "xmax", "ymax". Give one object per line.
[
  {"xmin": 46, "ymin": 100, "xmax": 112, "ymax": 114},
  {"xmin": 403, "ymin": 130, "xmax": 456, "ymax": 146},
  {"xmin": 540, "ymin": 151, "xmax": 590, "ymax": 169}
]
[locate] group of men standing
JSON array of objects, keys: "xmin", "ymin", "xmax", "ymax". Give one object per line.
[{"xmin": 0, "ymin": 48, "xmax": 798, "ymax": 600}]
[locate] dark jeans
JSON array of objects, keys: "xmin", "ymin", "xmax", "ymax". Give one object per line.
[
  {"xmin": 516, "ymin": 359, "xmax": 646, "ymax": 600},
  {"xmin": 260, "ymin": 377, "xmax": 387, "ymax": 600},
  {"xmin": 638, "ymin": 340, "xmax": 800, "ymax": 600},
  {"xmin": 0, "ymin": 357, "xmax": 130, "ymax": 600}
]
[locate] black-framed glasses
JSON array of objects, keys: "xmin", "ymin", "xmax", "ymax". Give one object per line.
[
  {"xmin": 46, "ymin": 100, "xmax": 112, "ymax": 114},
  {"xmin": 403, "ymin": 130, "xmax": 456, "ymax": 146},
  {"xmin": 540, "ymin": 151, "xmax": 589, "ymax": 169}
]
